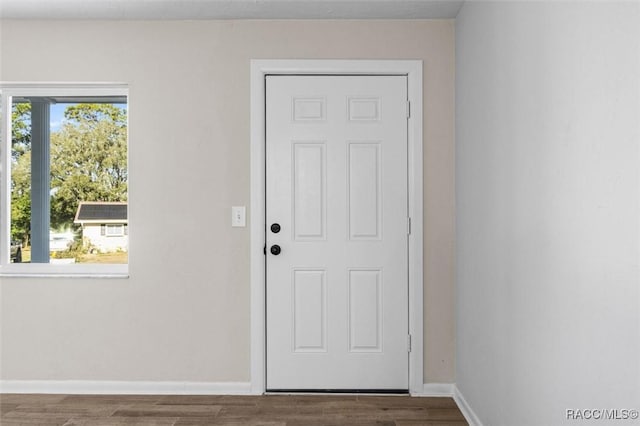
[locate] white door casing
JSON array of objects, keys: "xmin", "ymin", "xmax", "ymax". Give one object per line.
[
  {"xmin": 266, "ymin": 75, "xmax": 408, "ymax": 390},
  {"xmin": 250, "ymin": 60, "xmax": 423, "ymax": 394}
]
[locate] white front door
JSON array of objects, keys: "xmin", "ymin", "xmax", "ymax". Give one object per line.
[{"xmin": 266, "ymin": 75, "xmax": 409, "ymax": 391}]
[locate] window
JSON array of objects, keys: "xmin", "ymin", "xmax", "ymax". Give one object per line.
[
  {"xmin": 104, "ymin": 224, "xmax": 125, "ymax": 237},
  {"xmin": 1, "ymin": 85, "xmax": 128, "ymax": 276}
]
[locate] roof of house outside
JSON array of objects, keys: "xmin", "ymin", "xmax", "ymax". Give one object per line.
[{"xmin": 74, "ymin": 202, "xmax": 128, "ymax": 223}]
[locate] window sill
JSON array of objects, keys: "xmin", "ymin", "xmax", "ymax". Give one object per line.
[{"xmin": 0, "ymin": 263, "xmax": 128, "ymax": 278}]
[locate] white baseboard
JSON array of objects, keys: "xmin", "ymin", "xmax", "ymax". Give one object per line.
[
  {"xmin": 0, "ymin": 380, "xmax": 252, "ymax": 395},
  {"xmin": 0, "ymin": 379, "xmax": 482, "ymax": 426},
  {"xmin": 414, "ymin": 382, "xmax": 455, "ymax": 397},
  {"xmin": 453, "ymin": 385, "xmax": 484, "ymax": 426}
]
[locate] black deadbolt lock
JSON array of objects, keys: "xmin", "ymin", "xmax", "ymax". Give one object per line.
[
  {"xmin": 271, "ymin": 223, "xmax": 281, "ymax": 233},
  {"xmin": 270, "ymin": 245, "xmax": 281, "ymax": 255}
]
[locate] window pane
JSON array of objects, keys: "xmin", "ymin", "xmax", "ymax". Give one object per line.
[
  {"xmin": 10, "ymin": 97, "xmax": 128, "ymax": 265},
  {"xmin": 106, "ymin": 224, "xmax": 124, "ymax": 236}
]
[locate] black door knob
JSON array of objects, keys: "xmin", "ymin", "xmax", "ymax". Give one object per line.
[
  {"xmin": 271, "ymin": 223, "xmax": 281, "ymax": 233},
  {"xmin": 270, "ymin": 245, "xmax": 281, "ymax": 255}
]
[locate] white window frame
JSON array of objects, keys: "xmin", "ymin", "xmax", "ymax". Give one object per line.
[
  {"xmin": 105, "ymin": 224, "xmax": 125, "ymax": 237},
  {"xmin": 0, "ymin": 83, "xmax": 129, "ymax": 278}
]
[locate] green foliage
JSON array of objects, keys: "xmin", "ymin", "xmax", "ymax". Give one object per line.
[
  {"xmin": 50, "ymin": 103, "xmax": 128, "ymax": 228},
  {"xmin": 10, "ymin": 161, "xmax": 32, "ymax": 245},
  {"xmin": 50, "ymin": 239, "xmax": 88, "ymax": 262},
  {"xmin": 11, "ymin": 102, "xmax": 31, "ymax": 160},
  {"xmin": 10, "ymin": 102, "xmax": 128, "ymax": 243},
  {"xmin": 10, "ymin": 103, "xmax": 32, "ymax": 243}
]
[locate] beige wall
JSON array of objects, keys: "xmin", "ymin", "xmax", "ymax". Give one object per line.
[{"xmin": 0, "ymin": 20, "xmax": 455, "ymax": 384}]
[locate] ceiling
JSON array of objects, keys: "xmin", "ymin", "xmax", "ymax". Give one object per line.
[{"xmin": 0, "ymin": 0, "xmax": 464, "ymax": 20}]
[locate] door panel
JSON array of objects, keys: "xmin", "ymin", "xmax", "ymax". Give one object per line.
[
  {"xmin": 292, "ymin": 142, "xmax": 326, "ymax": 240},
  {"xmin": 348, "ymin": 268, "xmax": 383, "ymax": 352},
  {"xmin": 292, "ymin": 269, "xmax": 327, "ymax": 352},
  {"xmin": 266, "ymin": 75, "xmax": 408, "ymax": 390},
  {"xmin": 348, "ymin": 142, "xmax": 382, "ymax": 240}
]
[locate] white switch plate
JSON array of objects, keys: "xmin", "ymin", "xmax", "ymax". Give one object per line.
[{"xmin": 232, "ymin": 206, "xmax": 246, "ymax": 227}]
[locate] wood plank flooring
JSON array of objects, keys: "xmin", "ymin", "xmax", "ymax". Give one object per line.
[{"xmin": 0, "ymin": 394, "xmax": 468, "ymax": 426}]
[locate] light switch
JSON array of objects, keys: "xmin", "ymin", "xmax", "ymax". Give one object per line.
[{"xmin": 232, "ymin": 206, "xmax": 246, "ymax": 227}]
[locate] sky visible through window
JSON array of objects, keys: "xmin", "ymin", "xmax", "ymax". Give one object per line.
[
  {"xmin": 49, "ymin": 103, "xmax": 127, "ymax": 131},
  {"xmin": 50, "ymin": 103, "xmax": 68, "ymax": 131}
]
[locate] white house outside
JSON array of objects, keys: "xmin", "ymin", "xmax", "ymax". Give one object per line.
[{"xmin": 74, "ymin": 202, "xmax": 128, "ymax": 253}]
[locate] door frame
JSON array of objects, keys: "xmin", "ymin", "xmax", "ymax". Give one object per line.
[{"xmin": 250, "ymin": 60, "xmax": 423, "ymax": 395}]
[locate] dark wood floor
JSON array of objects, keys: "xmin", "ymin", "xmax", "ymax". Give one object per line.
[{"xmin": 0, "ymin": 394, "xmax": 468, "ymax": 426}]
